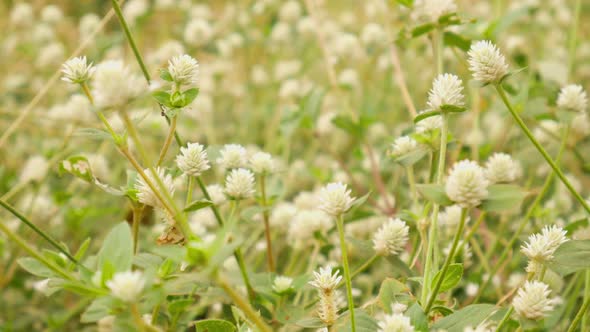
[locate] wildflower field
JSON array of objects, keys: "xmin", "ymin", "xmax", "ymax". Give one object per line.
[{"xmin": 2, "ymin": 0, "xmax": 590, "ymax": 331}]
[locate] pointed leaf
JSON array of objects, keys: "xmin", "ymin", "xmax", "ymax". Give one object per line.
[
  {"xmin": 97, "ymin": 222, "xmax": 133, "ymax": 272},
  {"xmin": 431, "ymin": 263, "xmax": 463, "ymax": 293},
  {"xmin": 416, "ymin": 184, "xmax": 452, "ymax": 206}
]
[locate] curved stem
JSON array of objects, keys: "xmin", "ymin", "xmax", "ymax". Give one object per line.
[
  {"xmin": 567, "ymin": 295, "xmax": 590, "ymax": 332},
  {"xmin": 582, "ymin": 270, "xmax": 590, "ymax": 331},
  {"xmin": 425, "ymin": 208, "xmax": 467, "ymax": 313},
  {"xmin": 337, "ymin": 215, "xmax": 356, "ymax": 332},
  {"xmin": 495, "ymin": 85, "xmax": 590, "ymax": 215},
  {"xmin": 217, "ymin": 275, "xmax": 273, "ymax": 332},
  {"xmin": 495, "ymin": 306, "xmax": 514, "ymax": 331},
  {"xmin": 157, "ymin": 116, "xmax": 177, "ymax": 166}
]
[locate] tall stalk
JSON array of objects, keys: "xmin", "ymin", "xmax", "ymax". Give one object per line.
[
  {"xmin": 259, "ymin": 174, "xmax": 275, "ymax": 271},
  {"xmin": 337, "ymin": 215, "xmax": 356, "ymax": 332}
]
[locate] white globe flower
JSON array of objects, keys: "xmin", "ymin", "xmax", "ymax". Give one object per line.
[
  {"xmin": 217, "ymin": 144, "xmax": 248, "ymax": 170},
  {"xmin": 176, "ymin": 142, "xmax": 210, "ymax": 177},
  {"xmin": 390, "ymin": 136, "xmax": 419, "ymax": 158},
  {"xmin": 206, "ymin": 184, "xmax": 227, "ymax": 206},
  {"xmin": 272, "ymin": 276, "xmax": 294, "ymax": 293},
  {"xmin": 61, "ymin": 56, "xmax": 96, "ymax": 84},
  {"xmin": 413, "ymin": 0, "xmax": 457, "ymax": 22},
  {"xmin": 521, "ymin": 225, "xmax": 568, "ymax": 263},
  {"xmin": 106, "ymin": 271, "xmax": 145, "ymax": 302},
  {"xmin": 427, "ymin": 73, "xmax": 464, "ymax": 111},
  {"xmin": 557, "ymin": 84, "xmax": 587, "ymax": 113},
  {"xmin": 135, "ymin": 167, "xmax": 175, "ymax": 208},
  {"xmin": 373, "ymin": 218, "xmax": 410, "ymax": 256},
  {"xmin": 484, "ymin": 152, "xmax": 520, "ymax": 184},
  {"xmin": 513, "ymin": 281, "xmax": 557, "ymax": 320},
  {"xmin": 415, "ymin": 114, "xmax": 442, "ymax": 133},
  {"xmin": 377, "ymin": 312, "xmax": 415, "ymax": 332},
  {"xmin": 468, "ymin": 40, "xmax": 509, "ymax": 84},
  {"xmin": 309, "ymin": 266, "xmax": 342, "ymax": 291},
  {"xmin": 224, "ymin": 168, "xmax": 255, "ymax": 200},
  {"xmin": 249, "ymin": 152, "xmax": 275, "ymax": 174},
  {"xmin": 445, "ymin": 160, "xmax": 489, "ymax": 208},
  {"xmin": 168, "ymin": 54, "xmax": 199, "ymax": 86},
  {"xmin": 93, "ymin": 60, "xmax": 145, "ymax": 108},
  {"xmin": 318, "ymin": 182, "xmax": 356, "ymax": 217}
]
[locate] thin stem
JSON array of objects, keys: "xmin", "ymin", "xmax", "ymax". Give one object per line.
[
  {"xmin": 0, "ymin": 220, "xmax": 74, "ymax": 281},
  {"xmin": 259, "ymin": 174, "xmax": 275, "ymax": 271},
  {"xmin": 217, "ymin": 275, "xmax": 273, "ymax": 332},
  {"xmin": 80, "ymin": 82, "xmax": 94, "ymax": 105},
  {"xmin": 131, "ymin": 204, "xmax": 143, "ymax": 254},
  {"xmin": 229, "ymin": 200, "xmax": 256, "ymax": 301},
  {"xmin": 337, "ymin": 215, "xmax": 356, "ymax": 332},
  {"xmin": 495, "ymin": 85, "xmax": 590, "ymax": 215},
  {"xmin": 157, "ymin": 116, "xmax": 177, "ymax": 166},
  {"xmin": 186, "ymin": 176, "xmax": 194, "ymax": 207},
  {"xmin": 425, "ymin": 208, "xmax": 467, "ymax": 313},
  {"xmin": 422, "ymin": 112, "xmax": 449, "ymax": 304},
  {"xmin": 130, "ymin": 303, "xmax": 146, "ymax": 332},
  {"xmin": 406, "ymin": 166, "xmax": 418, "ymax": 208},
  {"xmin": 0, "ymin": 199, "xmax": 79, "ymax": 265},
  {"xmin": 582, "ymin": 270, "xmax": 590, "ymax": 331},
  {"xmin": 568, "ymin": 295, "xmax": 590, "ymax": 332},
  {"xmin": 495, "ymin": 306, "xmax": 514, "ymax": 331},
  {"xmin": 567, "ymin": 0, "xmax": 582, "ymax": 79}
]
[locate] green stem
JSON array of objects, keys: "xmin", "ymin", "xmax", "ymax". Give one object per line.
[
  {"xmin": 582, "ymin": 270, "xmax": 590, "ymax": 331},
  {"xmin": 568, "ymin": 295, "xmax": 590, "ymax": 332},
  {"xmin": 259, "ymin": 174, "xmax": 275, "ymax": 271},
  {"xmin": 495, "ymin": 306, "xmax": 514, "ymax": 332},
  {"xmin": 495, "ymin": 85, "xmax": 590, "ymax": 215},
  {"xmin": 131, "ymin": 204, "xmax": 143, "ymax": 254},
  {"xmin": 406, "ymin": 166, "xmax": 418, "ymax": 208},
  {"xmin": 422, "ymin": 112, "xmax": 448, "ymax": 304},
  {"xmin": 337, "ymin": 215, "xmax": 356, "ymax": 332},
  {"xmin": 0, "ymin": 220, "xmax": 74, "ymax": 281},
  {"xmin": 338, "ymin": 254, "xmax": 379, "ymax": 288},
  {"xmin": 157, "ymin": 116, "xmax": 177, "ymax": 166},
  {"xmin": 425, "ymin": 208, "xmax": 467, "ymax": 313},
  {"xmin": 0, "ymin": 199, "xmax": 79, "ymax": 265},
  {"xmin": 217, "ymin": 274, "xmax": 273, "ymax": 332},
  {"xmin": 567, "ymin": 0, "xmax": 582, "ymax": 79},
  {"xmin": 130, "ymin": 303, "xmax": 146, "ymax": 332}
]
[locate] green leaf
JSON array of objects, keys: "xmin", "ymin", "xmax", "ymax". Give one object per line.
[
  {"xmin": 18, "ymin": 257, "xmax": 57, "ymax": 278},
  {"xmin": 332, "ymin": 115, "xmax": 363, "ymax": 139},
  {"xmin": 73, "ymin": 128, "xmax": 113, "ymax": 141},
  {"xmin": 414, "ymin": 110, "xmax": 441, "ymax": 123},
  {"xmin": 183, "ymin": 88, "xmax": 200, "ymax": 105},
  {"xmin": 295, "ymin": 317, "xmax": 325, "ymax": 328},
  {"xmin": 378, "ymin": 278, "xmax": 409, "ymax": 313},
  {"xmin": 444, "ymin": 32, "xmax": 471, "ymax": 51},
  {"xmin": 160, "ymin": 69, "xmax": 173, "ymax": 82},
  {"xmin": 184, "ymin": 199, "xmax": 213, "ymax": 212},
  {"xmin": 97, "ymin": 222, "xmax": 133, "ymax": 272},
  {"xmin": 152, "ymin": 91, "xmax": 171, "ymax": 107},
  {"xmin": 431, "ymin": 263, "xmax": 463, "ymax": 293},
  {"xmin": 60, "ymin": 156, "xmax": 94, "ymax": 183},
  {"xmin": 195, "ymin": 319, "xmax": 237, "ymax": 332},
  {"xmin": 81, "ymin": 297, "xmax": 116, "ymax": 323},
  {"xmin": 395, "ymin": 0, "xmax": 414, "ymax": 7},
  {"xmin": 349, "ymin": 191, "xmax": 371, "ymax": 212},
  {"xmin": 432, "ymin": 304, "xmax": 497, "ymax": 332},
  {"xmin": 407, "ymin": 303, "xmax": 429, "ymax": 332},
  {"xmin": 548, "ymin": 240, "xmax": 590, "ymax": 276},
  {"xmin": 335, "ymin": 310, "xmax": 379, "ymax": 332},
  {"xmin": 391, "ymin": 147, "xmax": 429, "ymax": 167},
  {"xmin": 411, "ymin": 23, "xmax": 436, "ymax": 38},
  {"xmin": 416, "ymin": 184, "xmax": 452, "ymax": 206},
  {"xmin": 440, "ymin": 104, "xmax": 467, "ymax": 113},
  {"xmin": 480, "ymin": 184, "xmax": 527, "ymax": 212}
]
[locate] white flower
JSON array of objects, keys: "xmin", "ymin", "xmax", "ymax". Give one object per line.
[
  {"xmin": 184, "ymin": 19, "xmax": 213, "ymax": 46},
  {"xmin": 93, "ymin": 60, "xmax": 145, "ymax": 108},
  {"xmin": 373, "ymin": 218, "xmax": 410, "ymax": 256},
  {"xmin": 439, "ymin": 205, "xmax": 470, "ymax": 237},
  {"xmin": 338, "ymin": 68, "xmax": 359, "ymax": 88},
  {"xmin": 415, "ymin": 114, "xmax": 442, "ymax": 133},
  {"xmin": 521, "ymin": 225, "xmax": 568, "ymax": 263},
  {"xmin": 390, "ymin": 136, "xmax": 419, "ymax": 157},
  {"xmin": 168, "ymin": 54, "xmax": 199, "ymax": 86},
  {"xmin": 249, "ymin": 152, "xmax": 275, "ymax": 174},
  {"xmin": 273, "ymin": 276, "xmax": 294, "ymax": 293},
  {"xmin": 61, "ymin": 56, "xmax": 95, "ymax": 84},
  {"xmin": 217, "ymin": 144, "xmax": 248, "ymax": 170},
  {"xmin": 106, "ymin": 271, "xmax": 145, "ymax": 302},
  {"xmin": 279, "ymin": 0, "xmax": 302, "ymax": 23},
  {"xmin": 484, "ymin": 153, "xmax": 520, "ymax": 184},
  {"xmin": 361, "ymin": 23, "xmax": 386, "ymax": 47},
  {"xmin": 445, "ymin": 160, "xmax": 489, "ymax": 208},
  {"xmin": 557, "ymin": 84, "xmax": 587, "ymax": 113},
  {"xmin": 135, "ymin": 167, "xmax": 175, "ymax": 208},
  {"xmin": 468, "ymin": 40, "xmax": 509, "ymax": 84},
  {"xmin": 427, "ymin": 73, "xmax": 464, "ymax": 111},
  {"xmin": 413, "ymin": 0, "xmax": 457, "ymax": 22},
  {"xmin": 176, "ymin": 142, "xmax": 210, "ymax": 177},
  {"xmin": 206, "ymin": 184, "xmax": 227, "ymax": 206},
  {"xmin": 377, "ymin": 312, "xmax": 415, "ymax": 332},
  {"xmin": 224, "ymin": 168, "xmax": 255, "ymax": 200},
  {"xmin": 318, "ymin": 182, "xmax": 356, "ymax": 217},
  {"xmin": 20, "ymin": 155, "xmax": 49, "ymax": 183},
  {"xmin": 309, "ymin": 266, "xmax": 342, "ymax": 291},
  {"xmin": 512, "ymin": 281, "xmax": 557, "ymax": 320},
  {"xmin": 270, "ymin": 203, "xmax": 298, "ymax": 228}
]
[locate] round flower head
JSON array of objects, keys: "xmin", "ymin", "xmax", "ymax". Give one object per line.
[
  {"xmin": 415, "ymin": 114, "xmax": 442, "ymax": 133},
  {"xmin": 390, "ymin": 136, "xmax": 419, "ymax": 158},
  {"xmin": 377, "ymin": 312, "xmax": 415, "ymax": 332},
  {"xmin": 168, "ymin": 54, "xmax": 199, "ymax": 86},
  {"xmin": 135, "ymin": 167, "xmax": 175, "ymax": 208},
  {"xmin": 224, "ymin": 168, "xmax": 255, "ymax": 200},
  {"xmin": 318, "ymin": 182, "xmax": 356, "ymax": 217},
  {"xmin": 61, "ymin": 56, "xmax": 95, "ymax": 84},
  {"xmin": 427, "ymin": 73, "xmax": 464, "ymax": 111},
  {"xmin": 106, "ymin": 271, "xmax": 145, "ymax": 302},
  {"xmin": 217, "ymin": 144, "xmax": 248, "ymax": 170},
  {"xmin": 512, "ymin": 280, "xmax": 557, "ymax": 320},
  {"xmin": 521, "ymin": 225, "xmax": 568, "ymax": 263},
  {"xmin": 413, "ymin": 0, "xmax": 457, "ymax": 22},
  {"xmin": 445, "ymin": 160, "xmax": 489, "ymax": 208},
  {"xmin": 468, "ymin": 40, "xmax": 509, "ymax": 84},
  {"xmin": 249, "ymin": 151, "xmax": 275, "ymax": 174},
  {"xmin": 484, "ymin": 152, "xmax": 520, "ymax": 184},
  {"xmin": 557, "ymin": 84, "xmax": 587, "ymax": 113},
  {"xmin": 176, "ymin": 142, "xmax": 210, "ymax": 177},
  {"xmin": 206, "ymin": 184, "xmax": 227, "ymax": 206},
  {"xmin": 93, "ymin": 60, "xmax": 145, "ymax": 108},
  {"xmin": 309, "ymin": 266, "xmax": 342, "ymax": 291},
  {"xmin": 272, "ymin": 276, "xmax": 294, "ymax": 293},
  {"xmin": 373, "ymin": 218, "xmax": 410, "ymax": 256}
]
